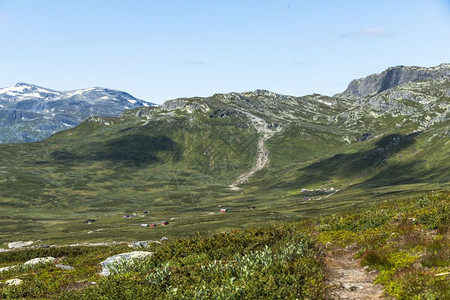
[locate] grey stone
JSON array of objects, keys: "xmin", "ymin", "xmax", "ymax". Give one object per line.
[
  {"xmin": 7, "ymin": 241, "xmax": 33, "ymax": 249},
  {"xmin": 24, "ymin": 257, "xmax": 56, "ymax": 266},
  {"xmin": 99, "ymin": 251, "xmax": 153, "ymax": 276},
  {"xmin": 5, "ymin": 278, "xmax": 23, "ymax": 286},
  {"xmin": 55, "ymin": 264, "xmax": 74, "ymax": 271}
]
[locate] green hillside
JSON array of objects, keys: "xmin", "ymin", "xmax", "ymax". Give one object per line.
[{"xmin": 0, "ymin": 74, "xmax": 448, "ymax": 245}]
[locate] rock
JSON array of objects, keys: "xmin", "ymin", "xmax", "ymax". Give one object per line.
[
  {"xmin": 128, "ymin": 240, "xmax": 162, "ymax": 249},
  {"xmin": 55, "ymin": 264, "xmax": 74, "ymax": 271},
  {"xmin": 99, "ymin": 251, "xmax": 153, "ymax": 276},
  {"xmin": 0, "ymin": 266, "xmax": 15, "ymax": 273},
  {"xmin": 23, "ymin": 257, "xmax": 56, "ymax": 266},
  {"xmin": 7, "ymin": 241, "xmax": 33, "ymax": 249},
  {"xmin": 128, "ymin": 241, "xmax": 150, "ymax": 248},
  {"xmin": 5, "ymin": 278, "xmax": 23, "ymax": 286},
  {"xmin": 339, "ymin": 64, "xmax": 450, "ymax": 97}
]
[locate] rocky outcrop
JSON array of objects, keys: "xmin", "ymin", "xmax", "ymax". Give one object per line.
[
  {"xmin": 99, "ymin": 251, "xmax": 153, "ymax": 276},
  {"xmin": 5, "ymin": 279, "xmax": 23, "ymax": 286},
  {"xmin": 7, "ymin": 241, "xmax": 34, "ymax": 249},
  {"xmin": 339, "ymin": 63, "xmax": 450, "ymax": 97},
  {"xmin": 23, "ymin": 257, "xmax": 56, "ymax": 266},
  {"xmin": 128, "ymin": 240, "xmax": 162, "ymax": 249}
]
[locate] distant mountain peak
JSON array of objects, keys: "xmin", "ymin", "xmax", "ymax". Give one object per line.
[
  {"xmin": 339, "ymin": 63, "xmax": 450, "ymax": 98},
  {"xmin": 0, "ymin": 83, "xmax": 156, "ymax": 143}
]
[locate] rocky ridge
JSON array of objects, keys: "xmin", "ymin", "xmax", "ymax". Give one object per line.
[{"xmin": 338, "ymin": 63, "xmax": 450, "ymax": 97}]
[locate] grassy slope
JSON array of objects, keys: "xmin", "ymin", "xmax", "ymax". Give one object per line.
[
  {"xmin": 0, "ymin": 110, "xmax": 448, "ymax": 245},
  {"xmin": 0, "ymin": 191, "xmax": 448, "ymax": 299}
]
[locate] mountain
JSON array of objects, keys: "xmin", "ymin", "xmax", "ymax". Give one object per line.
[
  {"xmin": 0, "ymin": 83, "xmax": 155, "ymax": 143},
  {"xmin": 338, "ymin": 63, "xmax": 450, "ymax": 97},
  {"xmin": 0, "ymin": 64, "xmax": 448, "ymax": 245}
]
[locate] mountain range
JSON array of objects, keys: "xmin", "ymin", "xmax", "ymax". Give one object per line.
[
  {"xmin": 0, "ymin": 64, "xmax": 448, "ymax": 245},
  {"xmin": 0, "ymin": 83, "xmax": 155, "ymax": 143}
]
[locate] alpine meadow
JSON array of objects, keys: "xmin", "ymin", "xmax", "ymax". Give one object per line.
[{"xmin": 0, "ymin": 0, "xmax": 449, "ymax": 298}]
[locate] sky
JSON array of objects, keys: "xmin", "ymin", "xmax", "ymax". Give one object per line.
[{"xmin": 0, "ymin": 0, "xmax": 449, "ymax": 104}]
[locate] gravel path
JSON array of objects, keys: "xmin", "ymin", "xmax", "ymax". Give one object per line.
[{"xmin": 325, "ymin": 248, "xmax": 384, "ymax": 299}]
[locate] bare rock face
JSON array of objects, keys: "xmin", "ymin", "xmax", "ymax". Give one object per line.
[
  {"xmin": 99, "ymin": 251, "xmax": 153, "ymax": 276},
  {"xmin": 340, "ymin": 63, "xmax": 450, "ymax": 97}
]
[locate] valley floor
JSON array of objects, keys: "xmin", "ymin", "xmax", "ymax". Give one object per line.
[{"xmin": 0, "ymin": 191, "xmax": 448, "ymax": 299}]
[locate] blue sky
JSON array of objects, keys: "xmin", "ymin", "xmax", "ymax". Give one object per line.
[{"xmin": 0, "ymin": 0, "xmax": 449, "ymax": 104}]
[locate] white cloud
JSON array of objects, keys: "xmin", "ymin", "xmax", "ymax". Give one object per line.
[
  {"xmin": 185, "ymin": 59, "xmax": 206, "ymax": 66},
  {"xmin": 340, "ymin": 26, "xmax": 389, "ymax": 39},
  {"xmin": 106, "ymin": 56, "xmax": 147, "ymax": 62},
  {"xmin": 293, "ymin": 61, "xmax": 307, "ymax": 68}
]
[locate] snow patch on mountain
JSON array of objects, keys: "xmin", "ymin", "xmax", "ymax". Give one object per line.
[{"xmin": 0, "ymin": 83, "xmax": 156, "ymax": 143}]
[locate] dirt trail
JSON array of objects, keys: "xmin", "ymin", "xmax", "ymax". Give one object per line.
[
  {"xmin": 325, "ymin": 248, "xmax": 384, "ymax": 300},
  {"xmin": 229, "ymin": 112, "xmax": 280, "ymax": 190}
]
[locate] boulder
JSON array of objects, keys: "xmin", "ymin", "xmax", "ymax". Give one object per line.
[
  {"xmin": 99, "ymin": 251, "xmax": 153, "ymax": 276},
  {"xmin": 0, "ymin": 266, "xmax": 15, "ymax": 273},
  {"xmin": 7, "ymin": 241, "xmax": 33, "ymax": 249},
  {"xmin": 128, "ymin": 241, "xmax": 150, "ymax": 249},
  {"xmin": 5, "ymin": 278, "xmax": 23, "ymax": 286},
  {"xmin": 23, "ymin": 257, "xmax": 56, "ymax": 266},
  {"xmin": 128, "ymin": 240, "xmax": 162, "ymax": 249}
]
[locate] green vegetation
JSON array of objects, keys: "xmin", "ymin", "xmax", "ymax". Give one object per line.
[
  {"xmin": 1, "ymin": 191, "xmax": 448, "ymax": 299},
  {"xmin": 316, "ymin": 191, "xmax": 449, "ymax": 299},
  {"xmin": 0, "ymin": 79, "xmax": 448, "ymax": 298},
  {"xmin": 0, "ymin": 106, "xmax": 447, "ymax": 245}
]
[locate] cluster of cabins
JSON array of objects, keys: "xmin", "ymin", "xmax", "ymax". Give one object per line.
[
  {"xmin": 123, "ymin": 211, "xmax": 149, "ymax": 219},
  {"xmin": 131, "ymin": 207, "xmax": 256, "ymax": 228},
  {"xmin": 122, "ymin": 211, "xmax": 169, "ymax": 228},
  {"xmin": 141, "ymin": 221, "xmax": 169, "ymax": 228},
  {"xmin": 84, "ymin": 207, "xmax": 257, "ymax": 226}
]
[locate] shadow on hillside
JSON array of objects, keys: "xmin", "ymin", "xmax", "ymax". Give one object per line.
[
  {"xmin": 95, "ymin": 134, "xmax": 182, "ymax": 166},
  {"xmin": 51, "ymin": 133, "xmax": 182, "ymax": 167},
  {"xmin": 355, "ymin": 159, "xmax": 449, "ymax": 188},
  {"xmin": 278, "ymin": 133, "xmax": 420, "ymax": 188}
]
